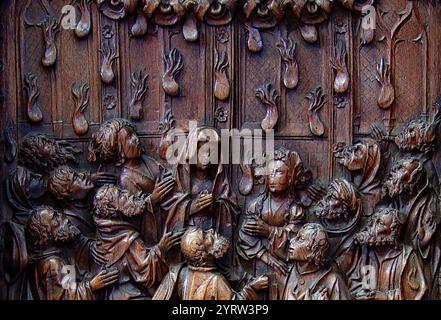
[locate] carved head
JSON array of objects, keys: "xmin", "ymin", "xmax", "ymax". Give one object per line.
[
  {"xmin": 266, "ymin": 147, "xmax": 309, "ymax": 194},
  {"xmin": 334, "ymin": 139, "xmax": 379, "ymax": 172},
  {"xmin": 88, "ymin": 118, "xmax": 142, "ymax": 166},
  {"xmin": 315, "ymin": 178, "xmax": 360, "ymax": 221},
  {"xmin": 288, "ymin": 223, "xmax": 329, "ymax": 267},
  {"xmin": 383, "ymin": 157, "xmax": 425, "ymax": 199},
  {"xmin": 355, "ymin": 207, "xmax": 404, "ymax": 248},
  {"xmin": 180, "ymin": 227, "xmax": 230, "ymax": 266},
  {"xmin": 48, "ymin": 166, "xmax": 94, "ymax": 202},
  {"xmin": 26, "ymin": 206, "xmax": 80, "ymax": 250},
  {"xmin": 18, "ymin": 133, "xmax": 80, "ymax": 174},
  {"xmin": 394, "ymin": 118, "xmax": 438, "ymax": 155},
  {"xmin": 93, "ymin": 184, "xmax": 147, "ymax": 219},
  {"xmin": 184, "ymin": 126, "xmax": 221, "ymax": 171}
]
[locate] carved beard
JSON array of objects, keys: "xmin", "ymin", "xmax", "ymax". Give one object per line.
[
  {"xmin": 53, "ymin": 223, "xmax": 81, "ymax": 243},
  {"xmin": 315, "ymin": 201, "xmax": 349, "ymax": 221},
  {"xmin": 120, "ymin": 195, "xmax": 147, "ymax": 217},
  {"xmin": 354, "ymin": 229, "xmax": 397, "ymax": 247},
  {"xmin": 383, "ymin": 176, "xmax": 408, "ymax": 198},
  {"xmin": 210, "ymin": 236, "xmax": 230, "ymax": 260}
]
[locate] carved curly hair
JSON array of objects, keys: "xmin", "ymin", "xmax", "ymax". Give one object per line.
[
  {"xmin": 180, "ymin": 228, "xmax": 209, "ymax": 266},
  {"xmin": 302, "ymin": 223, "xmax": 329, "ymax": 268},
  {"xmin": 87, "ymin": 118, "xmax": 137, "ymax": 166},
  {"xmin": 18, "ymin": 133, "xmax": 79, "ymax": 174},
  {"xmin": 26, "ymin": 206, "xmax": 54, "ymax": 250}
]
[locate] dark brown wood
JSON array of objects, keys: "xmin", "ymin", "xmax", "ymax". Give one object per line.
[{"xmin": 1, "ymin": 0, "xmax": 441, "ymax": 300}]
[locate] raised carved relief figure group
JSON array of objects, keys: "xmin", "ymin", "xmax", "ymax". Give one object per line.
[{"xmin": 2, "ymin": 101, "xmax": 441, "ymax": 300}]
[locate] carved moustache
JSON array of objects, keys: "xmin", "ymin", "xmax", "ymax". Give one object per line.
[
  {"xmin": 53, "ymin": 221, "xmax": 81, "ymax": 243},
  {"xmin": 354, "ymin": 229, "xmax": 396, "ymax": 247},
  {"xmin": 314, "ymin": 200, "xmax": 349, "ymax": 221}
]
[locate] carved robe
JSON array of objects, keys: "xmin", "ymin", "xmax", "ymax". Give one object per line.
[
  {"xmin": 2, "ymin": 166, "xmax": 48, "ymax": 300},
  {"xmin": 152, "ymin": 263, "xmax": 259, "ymax": 300},
  {"xmin": 237, "ymin": 193, "xmax": 305, "ymax": 298},
  {"xmin": 349, "ymin": 245, "xmax": 428, "ymax": 300},
  {"xmin": 28, "ymin": 250, "xmax": 94, "ymax": 300},
  {"xmin": 391, "ymin": 182, "xmax": 441, "ymax": 298},
  {"xmin": 282, "ymin": 263, "xmax": 351, "ymax": 300},
  {"xmin": 94, "ymin": 217, "xmax": 168, "ymax": 300},
  {"xmin": 119, "ymin": 154, "xmax": 168, "ymax": 247},
  {"xmin": 162, "ymin": 161, "xmax": 240, "ymax": 271}
]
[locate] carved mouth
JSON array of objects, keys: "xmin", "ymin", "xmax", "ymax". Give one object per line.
[{"xmin": 159, "ymin": 3, "xmax": 172, "ymax": 14}]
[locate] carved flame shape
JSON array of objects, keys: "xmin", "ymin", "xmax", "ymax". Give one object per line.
[
  {"xmin": 24, "ymin": 73, "xmax": 43, "ymax": 124},
  {"xmin": 214, "ymin": 48, "xmax": 230, "ymax": 101},
  {"xmin": 100, "ymin": 43, "xmax": 119, "ymax": 85},
  {"xmin": 376, "ymin": 57, "xmax": 394, "ymax": 109},
  {"xmin": 71, "ymin": 82, "xmax": 90, "ymax": 136},
  {"xmin": 75, "ymin": 0, "xmax": 93, "ymax": 38},
  {"xmin": 306, "ymin": 86, "xmax": 326, "ymax": 137},
  {"xmin": 162, "ymin": 48, "xmax": 184, "ymax": 96},
  {"xmin": 245, "ymin": 23, "xmax": 263, "ymax": 53},
  {"xmin": 129, "ymin": 68, "xmax": 149, "ymax": 120},
  {"xmin": 256, "ymin": 83, "xmax": 280, "ymax": 132},
  {"xmin": 276, "ymin": 37, "xmax": 299, "ymax": 89},
  {"xmin": 331, "ymin": 39, "xmax": 349, "ymax": 94},
  {"xmin": 158, "ymin": 109, "xmax": 176, "ymax": 161}
]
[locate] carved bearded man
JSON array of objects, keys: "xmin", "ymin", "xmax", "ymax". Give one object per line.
[
  {"xmin": 153, "ymin": 227, "xmax": 268, "ymax": 300},
  {"xmin": 3, "ymin": 133, "xmax": 80, "ymax": 300},
  {"xmin": 92, "ymin": 185, "xmax": 183, "ymax": 300},
  {"xmin": 383, "ymin": 157, "xmax": 441, "ymax": 298},
  {"xmin": 88, "ymin": 118, "xmax": 175, "ymax": 247},
  {"xmin": 26, "ymin": 206, "xmax": 119, "ymax": 300},
  {"xmin": 349, "ymin": 208, "xmax": 427, "ymax": 300},
  {"xmin": 282, "ymin": 223, "xmax": 350, "ymax": 300},
  {"xmin": 314, "ymin": 178, "xmax": 362, "ymax": 276}
]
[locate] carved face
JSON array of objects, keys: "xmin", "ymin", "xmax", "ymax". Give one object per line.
[
  {"xmin": 383, "ymin": 159, "xmax": 421, "ymax": 198},
  {"xmin": 41, "ymin": 208, "xmax": 80, "ymax": 244},
  {"xmin": 94, "ymin": 185, "xmax": 147, "ymax": 219},
  {"xmin": 267, "ymin": 159, "xmax": 292, "ymax": 194},
  {"xmin": 181, "ymin": 228, "xmax": 230, "ymax": 264},
  {"xmin": 97, "ymin": 0, "xmax": 139, "ymax": 19},
  {"xmin": 288, "ymin": 224, "xmax": 328, "ymax": 266},
  {"xmin": 394, "ymin": 120, "xmax": 434, "ymax": 154},
  {"xmin": 355, "ymin": 209, "xmax": 400, "ymax": 247},
  {"xmin": 196, "ymin": 141, "xmax": 213, "ymax": 171},
  {"xmin": 288, "ymin": 227, "xmax": 313, "ymax": 262},
  {"xmin": 315, "ymin": 191, "xmax": 348, "ymax": 221},
  {"xmin": 334, "ymin": 142, "xmax": 368, "ymax": 171},
  {"xmin": 119, "ymin": 127, "xmax": 142, "ymax": 160}
]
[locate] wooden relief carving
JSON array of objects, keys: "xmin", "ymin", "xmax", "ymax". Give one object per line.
[
  {"xmin": 24, "ymin": 73, "xmax": 43, "ymax": 124},
  {"xmin": 306, "ymin": 86, "xmax": 326, "ymax": 137},
  {"xmin": 331, "ymin": 39, "xmax": 349, "ymax": 94},
  {"xmin": 74, "ymin": 0, "xmax": 93, "ymax": 38},
  {"xmin": 158, "ymin": 109, "xmax": 176, "ymax": 161},
  {"xmin": 256, "ymin": 83, "xmax": 280, "ymax": 132},
  {"xmin": 2, "ymin": 0, "xmax": 441, "ymax": 302},
  {"xmin": 24, "ymin": 0, "xmax": 60, "ymax": 68},
  {"xmin": 162, "ymin": 48, "xmax": 183, "ymax": 97},
  {"xmin": 129, "ymin": 68, "xmax": 149, "ymax": 120},
  {"xmin": 376, "ymin": 57, "xmax": 394, "ymax": 109},
  {"xmin": 213, "ymin": 48, "xmax": 230, "ymax": 101},
  {"xmin": 71, "ymin": 82, "xmax": 90, "ymax": 136},
  {"xmin": 100, "ymin": 43, "xmax": 119, "ymax": 85},
  {"xmin": 276, "ymin": 37, "xmax": 299, "ymax": 90}
]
